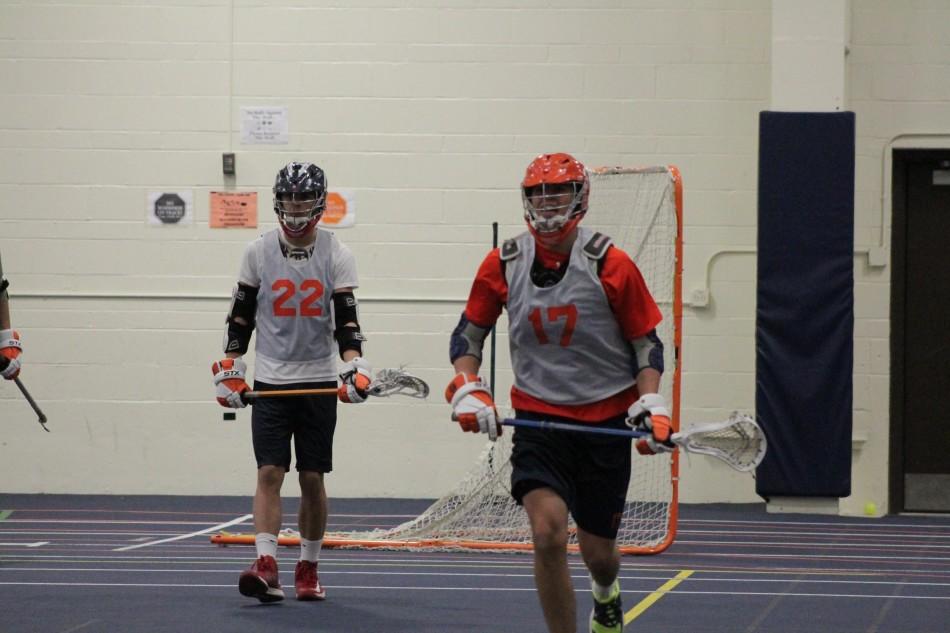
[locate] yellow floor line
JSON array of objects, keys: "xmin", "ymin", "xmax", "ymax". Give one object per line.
[{"xmin": 624, "ymin": 569, "xmax": 694, "ymax": 626}]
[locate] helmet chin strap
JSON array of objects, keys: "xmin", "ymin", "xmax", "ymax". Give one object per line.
[
  {"xmin": 279, "ymin": 217, "xmax": 318, "ymax": 239},
  {"xmin": 528, "ymin": 215, "xmax": 582, "ymax": 248}
]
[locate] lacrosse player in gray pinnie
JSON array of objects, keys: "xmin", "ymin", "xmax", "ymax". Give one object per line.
[{"xmin": 446, "ymin": 153, "xmax": 671, "ymax": 633}]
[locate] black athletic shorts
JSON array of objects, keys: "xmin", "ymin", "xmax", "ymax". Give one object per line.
[
  {"xmin": 510, "ymin": 409, "xmax": 632, "ymax": 540},
  {"xmin": 251, "ymin": 380, "xmax": 337, "ymax": 473}
]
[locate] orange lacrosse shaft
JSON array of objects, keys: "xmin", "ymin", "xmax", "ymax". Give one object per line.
[{"xmin": 242, "ymin": 387, "xmax": 337, "ymax": 402}]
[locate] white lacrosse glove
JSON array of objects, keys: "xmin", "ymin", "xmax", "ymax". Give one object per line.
[
  {"xmin": 444, "ymin": 373, "xmax": 501, "ymax": 441},
  {"xmin": 0, "ymin": 329, "xmax": 22, "ymax": 380},
  {"xmin": 626, "ymin": 393, "xmax": 674, "ymax": 455},
  {"xmin": 211, "ymin": 357, "xmax": 250, "ymax": 408},
  {"xmin": 338, "ymin": 357, "xmax": 374, "ymax": 403}
]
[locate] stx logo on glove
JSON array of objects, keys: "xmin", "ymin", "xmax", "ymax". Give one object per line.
[
  {"xmin": 0, "ymin": 329, "xmax": 22, "ymax": 381},
  {"xmin": 212, "ymin": 358, "xmax": 250, "ymax": 409}
]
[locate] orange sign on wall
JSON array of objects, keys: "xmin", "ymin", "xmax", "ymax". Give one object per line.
[
  {"xmin": 210, "ymin": 191, "xmax": 258, "ymax": 228},
  {"xmin": 319, "ymin": 190, "xmax": 355, "ymax": 228}
]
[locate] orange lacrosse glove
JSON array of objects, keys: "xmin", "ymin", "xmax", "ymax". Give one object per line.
[
  {"xmin": 445, "ymin": 373, "xmax": 501, "ymax": 441},
  {"xmin": 0, "ymin": 329, "xmax": 22, "ymax": 380},
  {"xmin": 626, "ymin": 393, "xmax": 674, "ymax": 455},
  {"xmin": 338, "ymin": 357, "xmax": 373, "ymax": 403},
  {"xmin": 211, "ymin": 358, "xmax": 250, "ymax": 408}
]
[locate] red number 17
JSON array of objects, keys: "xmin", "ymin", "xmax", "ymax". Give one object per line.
[{"xmin": 527, "ymin": 304, "xmax": 578, "ymax": 347}]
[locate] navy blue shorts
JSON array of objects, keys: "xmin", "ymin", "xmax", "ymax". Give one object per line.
[
  {"xmin": 251, "ymin": 380, "xmax": 337, "ymax": 473},
  {"xmin": 510, "ymin": 410, "xmax": 632, "ymax": 540}
]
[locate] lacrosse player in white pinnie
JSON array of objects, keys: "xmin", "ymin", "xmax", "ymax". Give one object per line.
[
  {"xmin": 212, "ymin": 161, "xmax": 372, "ymax": 603},
  {"xmin": 446, "ymin": 153, "xmax": 671, "ymax": 633}
]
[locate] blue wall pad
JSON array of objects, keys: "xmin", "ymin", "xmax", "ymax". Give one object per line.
[{"xmin": 755, "ymin": 111, "xmax": 855, "ymax": 499}]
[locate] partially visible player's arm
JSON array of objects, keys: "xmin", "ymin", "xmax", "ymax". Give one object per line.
[
  {"xmin": 212, "ymin": 283, "xmax": 257, "ymax": 407},
  {"xmin": 332, "ymin": 242, "xmax": 374, "ymax": 403},
  {"xmin": 212, "ymin": 245, "xmax": 259, "ymax": 407},
  {"xmin": 600, "ymin": 247, "xmax": 672, "ymax": 453},
  {"xmin": 0, "ymin": 288, "xmax": 10, "ymax": 330},
  {"xmin": 447, "ymin": 249, "xmax": 505, "ymax": 439},
  {"xmin": 334, "ymin": 286, "xmax": 373, "ymax": 403},
  {"xmin": 223, "ymin": 242, "xmax": 262, "ymax": 359},
  {"xmin": 223, "ymin": 282, "xmax": 258, "ymax": 358},
  {"xmin": 332, "ymin": 287, "xmax": 364, "ymax": 362},
  {"xmin": 600, "ymin": 248, "xmax": 665, "ymax": 388},
  {"xmin": 0, "ymin": 250, "xmax": 10, "ymax": 330},
  {"xmin": 628, "ymin": 332, "xmax": 670, "ymax": 453},
  {"xmin": 450, "ymin": 248, "xmax": 506, "ymax": 369},
  {"xmin": 0, "ymin": 251, "xmax": 22, "ymax": 379},
  {"xmin": 453, "ymin": 354, "xmax": 481, "ymax": 376},
  {"xmin": 332, "ymin": 241, "xmax": 365, "ymax": 363}
]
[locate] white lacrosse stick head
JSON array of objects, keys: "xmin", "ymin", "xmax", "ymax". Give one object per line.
[
  {"xmin": 673, "ymin": 412, "xmax": 767, "ymax": 473},
  {"xmin": 367, "ymin": 368, "xmax": 430, "ymax": 399}
]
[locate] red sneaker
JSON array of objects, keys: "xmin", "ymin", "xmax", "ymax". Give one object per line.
[
  {"xmin": 238, "ymin": 555, "xmax": 284, "ymax": 603},
  {"xmin": 294, "ymin": 560, "xmax": 326, "ymax": 601}
]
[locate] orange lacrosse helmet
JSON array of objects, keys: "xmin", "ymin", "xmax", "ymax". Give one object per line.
[{"xmin": 521, "ymin": 153, "xmax": 589, "ymax": 247}]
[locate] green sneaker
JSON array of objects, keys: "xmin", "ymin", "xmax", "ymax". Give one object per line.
[{"xmin": 589, "ymin": 580, "xmax": 623, "ymax": 633}]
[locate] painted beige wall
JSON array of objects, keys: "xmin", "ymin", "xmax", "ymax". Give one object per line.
[
  {"xmin": 847, "ymin": 0, "xmax": 950, "ymax": 515},
  {"xmin": 0, "ymin": 2, "xmax": 947, "ymax": 512}
]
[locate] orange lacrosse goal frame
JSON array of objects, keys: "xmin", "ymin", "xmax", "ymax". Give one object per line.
[{"xmin": 212, "ymin": 166, "xmax": 683, "ymax": 555}]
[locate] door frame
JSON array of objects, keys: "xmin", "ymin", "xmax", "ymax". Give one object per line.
[{"xmin": 889, "ymin": 148, "xmax": 950, "ymax": 513}]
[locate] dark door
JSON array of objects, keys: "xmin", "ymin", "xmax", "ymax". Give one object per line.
[{"xmin": 893, "ymin": 150, "xmax": 950, "ymax": 512}]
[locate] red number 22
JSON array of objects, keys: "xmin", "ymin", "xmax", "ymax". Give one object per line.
[{"xmin": 272, "ymin": 279, "xmax": 325, "ymax": 317}]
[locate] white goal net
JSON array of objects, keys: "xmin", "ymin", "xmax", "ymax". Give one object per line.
[{"xmin": 328, "ymin": 166, "xmax": 682, "ymax": 554}]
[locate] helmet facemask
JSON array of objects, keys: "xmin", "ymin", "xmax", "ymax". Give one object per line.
[
  {"xmin": 275, "ymin": 191, "xmax": 324, "ymax": 237},
  {"xmin": 272, "ymin": 161, "xmax": 327, "ymax": 238},
  {"xmin": 522, "ymin": 179, "xmax": 588, "ymax": 247}
]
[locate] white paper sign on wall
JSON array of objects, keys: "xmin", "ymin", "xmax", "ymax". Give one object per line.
[{"xmin": 241, "ymin": 106, "xmax": 289, "ymax": 145}]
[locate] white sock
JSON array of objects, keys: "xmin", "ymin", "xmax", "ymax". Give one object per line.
[
  {"xmin": 300, "ymin": 538, "xmax": 323, "ymax": 563},
  {"xmin": 592, "ymin": 577, "xmax": 619, "ymax": 602},
  {"xmin": 255, "ymin": 532, "xmax": 279, "ymax": 559}
]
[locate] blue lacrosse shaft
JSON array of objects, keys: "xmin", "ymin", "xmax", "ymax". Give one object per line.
[{"xmin": 502, "ymin": 417, "xmax": 648, "ymax": 439}]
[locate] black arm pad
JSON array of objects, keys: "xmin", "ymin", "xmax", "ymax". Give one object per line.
[
  {"xmin": 333, "ymin": 292, "xmax": 366, "ymax": 358},
  {"xmin": 333, "ymin": 291, "xmax": 359, "ymax": 326},
  {"xmin": 0, "ymin": 278, "xmax": 8, "ymax": 296},
  {"xmin": 229, "ymin": 282, "xmax": 258, "ymax": 323},
  {"xmin": 335, "ymin": 324, "xmax": 366, "ymax": 358},
  {"xmin": 223, "ymin": 282, "xmax": 258, "ymax": 354},
  {"xmin": 224, "ymin": 320, "xmax": 254, "ymax": 355}
]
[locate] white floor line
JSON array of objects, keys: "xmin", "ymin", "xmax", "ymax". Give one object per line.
[
  {"xmin": 112, "ymin": 514, "xmax": 252, "ymax": 552},
  {"xmin": 0, "ymin": 541, "xmax": 48, "ymax": 547},
  {"xmin": 0, "ymin": 581, "xmax": 946, "ymax": 600},
  {"xmin": 4, "ymin": 567, "xmax": 950, "ymax": 589}
]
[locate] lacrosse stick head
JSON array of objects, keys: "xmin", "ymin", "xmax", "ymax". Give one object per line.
[
  {"xmin": 673, "ymin": 412, "xmax": 766, "ymax": 473},
  {"xmin": 367, "ymin": 368, "xmax": 430, "ymax": 399}
]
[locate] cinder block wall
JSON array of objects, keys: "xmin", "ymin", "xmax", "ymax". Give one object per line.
[{"xmin": 1, "ymin": 2, "xmax": 945, "ymax": 510}]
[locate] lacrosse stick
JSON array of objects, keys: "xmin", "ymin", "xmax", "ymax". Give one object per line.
[
  {"xmin": 13, "ymin": 377, "xmax": 49, "ymax": 432},
  {"xmin": 242, "ymin": 368, "xmax": 430, "ymax": 402},
  {"xmin": 502, "ymin": 412, "xmax": 766, "ymax": 473}
]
